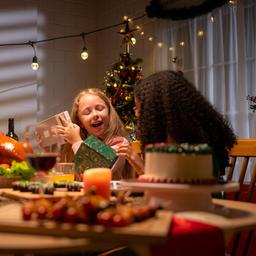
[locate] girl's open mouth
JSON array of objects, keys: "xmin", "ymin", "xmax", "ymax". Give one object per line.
[{"xmin": 92, "ymin": 122, "xmax": 103, "ymax": 128}]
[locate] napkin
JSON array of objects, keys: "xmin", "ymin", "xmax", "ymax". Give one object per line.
[{"xmin": 150, "ymin": 216, "xmax": 225, "ymax": 256}]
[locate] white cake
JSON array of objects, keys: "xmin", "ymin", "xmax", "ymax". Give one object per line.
[{"xmin": 139, "ymin": 143, "xmax": 215, "ymax": 184}]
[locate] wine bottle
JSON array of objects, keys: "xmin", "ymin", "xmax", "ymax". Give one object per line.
[{"xmin": 6, "ymin": 118, "xmax": 19, "ymax": 141}]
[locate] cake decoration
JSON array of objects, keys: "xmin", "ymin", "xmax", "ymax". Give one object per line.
[
  {"xmin": 145, "ymin": 143, "xmax": 212, "ymax": 154},
  {"xmin": 139, "ymin": 143, "xmax": 215, "ymax": 184}
]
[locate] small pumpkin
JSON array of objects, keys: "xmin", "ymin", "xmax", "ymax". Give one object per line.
[{"xmin": 0, "ymin": 135, "xmax": 25, "ymax": 164}]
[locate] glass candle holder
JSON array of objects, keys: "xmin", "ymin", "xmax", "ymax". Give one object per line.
[
  {"xmin": 83, "ymin": 168, "xmax": 112, "ymax": 200},
  {"xmin": 50, "ymin": 162, "xmax": 75, "ymax": 183}
]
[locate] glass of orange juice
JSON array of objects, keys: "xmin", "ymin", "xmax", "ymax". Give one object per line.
[
  {"xmin": 51, "ymin": 162, "xmax": 75, "ymax": 183},
  {"xmin": 83, "ymin": 168, "xmax": 112, "ymax": 200}
]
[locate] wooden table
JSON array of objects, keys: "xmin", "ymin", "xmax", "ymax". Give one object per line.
[
  {"xmin": 0, "ymin": 234, "xmax": 99, "ymax": 255},
  {"xmin": 176, "ymin": 199, "xmax": 256, "ymax": 242},
  {"xmin": 0, "ymin": 191, "xmax": 256, "ymax": 255},
  {"xmin": 0, "ymin": 190, "xmax": 171, "ymax": 256}
]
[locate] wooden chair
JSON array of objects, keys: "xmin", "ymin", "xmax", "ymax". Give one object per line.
[
  {"xmin": 225, "ymin": 139, "xmax": 256, "ymax": 201},
  {"xmin": 225, "ymin": 139, "xmax": 256, "ymax": 256},
  {"xmin": 131, "ymin": 140, "xmax": 142, "ymax": 155}
]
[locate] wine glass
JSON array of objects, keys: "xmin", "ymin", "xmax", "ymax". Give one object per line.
[{"xmin": 24, "ymin": 124, "xmax": 61, "ymax": 187}]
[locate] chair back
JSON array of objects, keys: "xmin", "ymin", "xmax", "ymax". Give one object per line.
[
  {"xmin": 131, "ymin": 140, "xmax": 142, "ymax": 154},
  {"xmin": 225, "ymin": 139, "xmax": 256, "ymax": 256},
  {"xmin": 226, "ymin": 138, "xmax": 256, "ymax": 202}
]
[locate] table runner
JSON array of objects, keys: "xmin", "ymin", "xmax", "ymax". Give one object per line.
[{"xmin": 150, "ymin": 216, "xmax": 225, "ymax": 256}]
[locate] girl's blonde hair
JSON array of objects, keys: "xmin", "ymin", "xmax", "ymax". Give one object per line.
[
  {"xmin": 61, "ymin": 88, "xmax": 128, "ymax": 162},
  {"xmin": 71, "ymin": 88, "xmax": 128, "ymax": 143}
]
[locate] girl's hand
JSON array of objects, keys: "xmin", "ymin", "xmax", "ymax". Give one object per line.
[
  {"xmin": 117, "ymin": 144, "xmax": 144, "ymax": 175},
  {"xmin": 56, "ymin": 119, "xmax": 81, "ymax": 145}
]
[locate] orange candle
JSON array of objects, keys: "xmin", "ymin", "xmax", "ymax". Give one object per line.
[{"xmin": 83, "ymin": 168, "xmax": 112, "ymax": 200}]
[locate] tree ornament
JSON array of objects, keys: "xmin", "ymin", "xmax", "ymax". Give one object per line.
[
  {"xmin": 125, "ymin": 123, "xmax": 133, "ymax": 132},
  {"xmin": 125, "ymin": 95, "xmax": 132, "ymax": 101}
]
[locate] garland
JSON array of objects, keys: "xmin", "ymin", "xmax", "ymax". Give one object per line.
[
  {"xmin": 146, "ymin": 0, "xmax": 229, "ymax": 20},
  {"xmin": 145, "ymin": 143, "xmax": 212, "ymax": 154}
]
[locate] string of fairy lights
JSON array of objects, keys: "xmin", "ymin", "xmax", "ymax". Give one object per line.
[
  {"xmin": 142, "ymin": 0, "xmax": 237, "ymax": 65},
  {"xmin": 0, "ymin": 0, "xmax": 236, "ymax": 71},
  {"xmin": 0, "ymin": 14, "xmax": 146, "ymax": 71}
]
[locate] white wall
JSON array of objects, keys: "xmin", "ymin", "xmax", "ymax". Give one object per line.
[
  {"xmin": 36, "ymin": 0, "xmax": 97, "ymax": 120},
  {"xmin": 0, "ymin": 0, "xmax": 38, "ymax": 138},
  {"xmin": 0, "ymin": 0, "xmax": 156, "ymax": 139}
]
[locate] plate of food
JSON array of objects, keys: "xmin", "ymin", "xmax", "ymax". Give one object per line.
[{"xmin": 0, "ymin": 194, "xmax": 172, "ymax": 243}]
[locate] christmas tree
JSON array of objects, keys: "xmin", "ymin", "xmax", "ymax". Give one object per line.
[{"xmin": 104, "ymin": 18, "xmax": 142, "ymax": 131}]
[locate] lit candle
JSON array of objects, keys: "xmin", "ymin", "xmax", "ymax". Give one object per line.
[{"xmin": 83, "ymin": 168, "xmax": 112, "ymax": 200}]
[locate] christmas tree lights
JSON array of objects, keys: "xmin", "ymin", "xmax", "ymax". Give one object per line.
[{"xmin": 104, "ymin": 16, "xmax": 142, "ymax": 133}]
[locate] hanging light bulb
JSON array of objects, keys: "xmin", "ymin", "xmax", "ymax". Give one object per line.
[
  {"xmin": 81, "ymin": 47, "xmax": 88, "ymax": 60},
  {"xmin": 131, "ymin": 35, "xmax": 136, "ymax": 45},
  {"xmin": 80, "ymin": 32, "xmax": 88, "ymax": 60},
  {"xmin": 157, "ymin": 42, "xmax": 163, "ymax": 48},
  {"xmin": 197, "ymin": 30, "xmax": 204, "ymax": 37},
  {"xmin": 29, "ymin": 41, "xmax": 39, "ymax": 71},
  {"xmin": 31, "ymin": 56, "xmax": 39, "ymax": 70},
  {"xmin": 171, "ymin": 57, "xmax": 177, "ymax": 63}
]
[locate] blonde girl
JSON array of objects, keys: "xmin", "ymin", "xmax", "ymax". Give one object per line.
[{"xmin": 57, "ymin": 88, "xmax": 139, "ymax": 180}]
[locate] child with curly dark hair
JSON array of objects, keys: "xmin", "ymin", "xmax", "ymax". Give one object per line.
[{"xmin": 124, "ymin": 70, "xmax": 237, "ymax": 178}]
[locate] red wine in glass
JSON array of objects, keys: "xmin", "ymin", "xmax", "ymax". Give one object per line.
[{"xmin": 26, "ymin": 153, "xmax": 58, "ymax": 174}]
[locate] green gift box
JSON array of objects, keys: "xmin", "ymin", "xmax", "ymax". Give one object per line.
[{"xmin": 74, "ymin": 135, "xmax": 117, "ymax": 174}]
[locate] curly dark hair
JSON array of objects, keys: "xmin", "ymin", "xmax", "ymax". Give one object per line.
[{"xmin": 134, "ymin": 70, "xmax": 237, "ymax": 176}]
